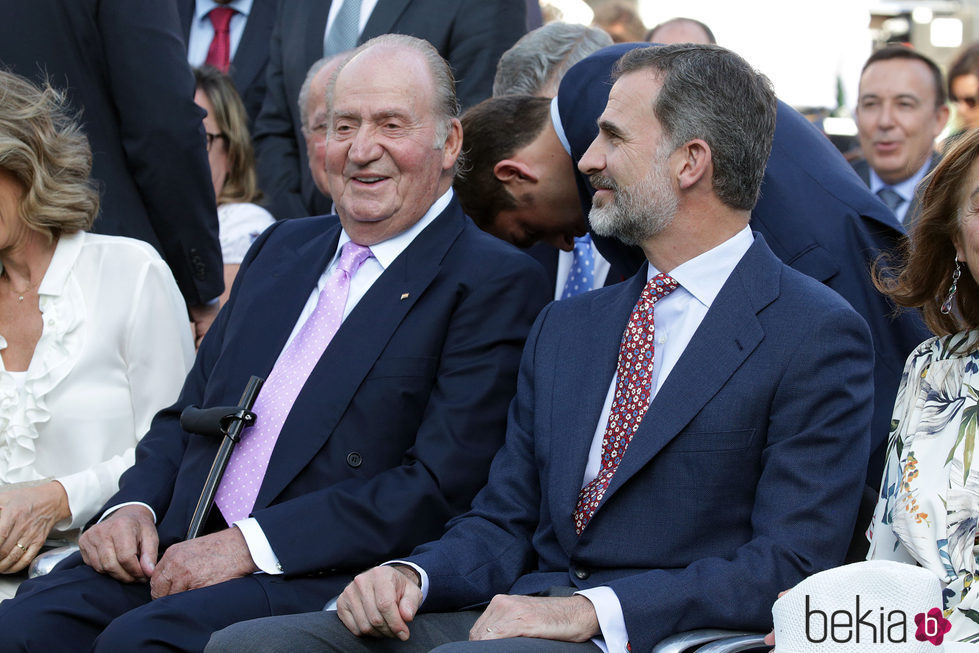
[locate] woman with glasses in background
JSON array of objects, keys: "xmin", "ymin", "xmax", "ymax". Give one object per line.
[{"xmin": 193, "ymin": 66, "xmax": 274, "ymax": 307}]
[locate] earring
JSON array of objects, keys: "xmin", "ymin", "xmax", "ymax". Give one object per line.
[{"xmin": 941, "ymin": 257, "xmax": 962, "ymax": 315}]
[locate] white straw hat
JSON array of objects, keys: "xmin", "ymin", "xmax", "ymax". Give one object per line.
[{"xmin": 772, "ymin": 560, "xmax": 977, "ymax": 652}]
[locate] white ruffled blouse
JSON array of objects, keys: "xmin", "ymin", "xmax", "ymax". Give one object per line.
[{"xmin": 0, "ymin": 232, "xmax": 194, "ymax": 530}]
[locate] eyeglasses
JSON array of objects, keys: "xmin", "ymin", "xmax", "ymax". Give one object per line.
[
  {"xmin": 205, "ymin": 131, "xmax": 228, "ymax": 151},
  {"xmin": 306, "ymin": 121, "xmax": 328, "ymax": 137},
  {"xmin": 954, "ymin": 95, "xmax": 979, "ymax": 110}
]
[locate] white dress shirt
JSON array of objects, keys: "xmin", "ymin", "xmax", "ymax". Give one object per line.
[{"xmin": 187, "ymin": 0, "xmax": 254, "ymax": 67}]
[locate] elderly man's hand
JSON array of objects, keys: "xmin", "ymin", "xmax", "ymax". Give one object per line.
[
  {"xmin": 80, "ymin": 504, "xmax": 158, "ymax": 583},
  {"xmin": 470, "ymin": 594, "xmax": 600, "ymax": 643},
  {"xmin": 149, "ymin": 527, "xmax": 257, "ymax": 599},
  {"xmin": 336, "ymin": 565, "xmax": 423, "ymax": 641}
]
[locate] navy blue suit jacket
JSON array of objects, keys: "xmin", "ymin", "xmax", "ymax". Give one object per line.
[
  {"xmin": 0, "ymin": 0, "xmax": 223, "ymax": 305},
  {"xmin": 253, "ymin": 0, "xmax": 527, "ymax": 220},
  {"xmin": 101, "ymin": 199, "xmax": 550, "ymax": 609},
  {"xmin": 409, "ymin": 235, "xmax": 874, "ymax": 651},
  {"xmin": 176, "ymin": 0, "xmax": 278, "ymax": 130},
  {"xmin": 556, "ymin": 44, "xmax": 930, "ymax": 487}
]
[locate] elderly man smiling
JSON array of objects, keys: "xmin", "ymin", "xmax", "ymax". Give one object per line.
[{"xmin": 0, "ymin": 34, "xmax": 548, "ymax": 652}]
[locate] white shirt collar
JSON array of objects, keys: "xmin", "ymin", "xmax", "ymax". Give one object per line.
[
  {"xmin": 648, "ymin": 226, "xmax": 754, "ymax": 310},
  {"xmin": 194, "ymin": 0, "xmax": 253, "ymax": 24},
  {"xmin": 549, "ymin": 97, "xmax": 572, "ymax": 157},
  {"xmin": 333, "ymin": 188, "xmax": 454, "ymax": 271}
]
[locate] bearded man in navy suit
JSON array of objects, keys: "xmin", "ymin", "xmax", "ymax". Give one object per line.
[
  {"xmin": 0, "ymin": 35, "xmax": 549, "ymax": 652},
  {"xmin": 207, "ymin": 43, "xmax": 874, "ymax": 653},
  {"xmin": 458, "ymin": 44, "xmax": 928, "ymax": 501}
]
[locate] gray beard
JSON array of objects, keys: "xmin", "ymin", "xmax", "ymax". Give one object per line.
[{"xmin": 588, "ymin": 164, "xmax": 678, "ymax": 246}]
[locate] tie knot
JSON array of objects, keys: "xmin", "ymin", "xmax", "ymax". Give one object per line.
[
  {"xmin": 209, "ymin": 6, "xmax": 235, "ymax": 31},
  {"xmin": 876, "ymin": 186, "xmax": 904, "ymax": 212},
  {"xmin": 573, "ymin": 233, "xmax": 592, "ymax": 253},
  {"xmin": 337, "ymin": 241, "xmax": 372, "ymax": 275},
  {"xmin": 642, "ymin": 272, "xmax": 679, "ymax": 305}
]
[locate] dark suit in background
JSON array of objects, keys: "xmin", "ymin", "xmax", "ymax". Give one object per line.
[
  {"xmin": 176, "ymin": 0, "xmax": 278, "ymax": 130},
  {"xmin": 0, "ymin": 201, "xmax": 551, "ymax": 650},
  {"xmin": 253, "ymin": 0, "xmax": 527, "ymax": 220},
  {"xmin": 0, "ymin": 0, "xmax": 223, "ymax": 305},
  {"xmin": 557, "ymin": 44, "xmax": 930, "ymax": 489}
]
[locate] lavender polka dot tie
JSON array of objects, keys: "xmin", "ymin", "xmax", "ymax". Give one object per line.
[{"xmin": 215, "ymin": 241, "xmax": 372, "ymax": 524}]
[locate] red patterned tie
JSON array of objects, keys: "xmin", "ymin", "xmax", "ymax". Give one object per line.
[
  {"xmin": 573, "ymin": 272, "xmax": 679, "ymax": 535},
  {"xmin": 205, "ymin": 7, "xmax": 236, "ymax": 73}
]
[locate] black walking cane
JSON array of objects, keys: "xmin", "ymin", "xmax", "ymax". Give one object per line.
[{"xmin": 180, "ymin": 375, "xmax": 264, "ymax": 540}]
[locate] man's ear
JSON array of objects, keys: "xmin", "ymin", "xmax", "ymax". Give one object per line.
[
  {"xmin": 493, "ymin": 159, "xmax": 539, "ymax": 186},
  {"xmin": 675, "ymin": 139, "xmax": 712, "ymax": 190},
  {"xmin": 442, "ymin": 118, "xmax": 464, "ymax": 171}
]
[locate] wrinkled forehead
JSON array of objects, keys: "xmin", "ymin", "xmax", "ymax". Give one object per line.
[{"xmin": 602, "ymin": 70, "xmax": 661, "ymax": 126}]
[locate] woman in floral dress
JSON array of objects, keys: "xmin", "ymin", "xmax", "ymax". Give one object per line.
[{"xmin": 869, "ymin": 128, "xmax": 979, "ymax": 644}]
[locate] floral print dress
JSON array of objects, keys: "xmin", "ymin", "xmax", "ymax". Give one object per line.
[{"xmin": 868, "ymin": 330, "xmax": 979, "ymax": 644}]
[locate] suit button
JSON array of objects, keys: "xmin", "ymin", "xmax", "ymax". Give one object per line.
[
  {"xmin": 572, "ymin": 566, "xmax": 590, "ymax": 580},
  {"xmin": 346, "ymin": 452, "xmax": 363, "ymax": 468}
]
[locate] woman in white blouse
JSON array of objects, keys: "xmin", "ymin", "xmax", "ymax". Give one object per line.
[
  {"xmin": 0, "ymin": 71, "xmax": 194, "ymax": 592},
  {"xmin": 193, "ymin": 66, "xmax": 274, "ymax": 308}
]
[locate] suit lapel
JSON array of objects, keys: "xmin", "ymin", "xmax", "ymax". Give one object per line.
[
  {"xmin": 304, "ymin": 0, "xmax": 334, "ymax": 68},
  {"xmin": 361, "ymin": 0, "xmax": 411, "ymax": 41},
  {"xmin": 253, "ymin": 201, "xmax": 466, "ymax": 507},
  {"xmin": 552, "ymin": 271, "xmax": 646, "ymax": 534},
  {"xmin": 597, "ymin": 237, "xmax": 779, "ymax": 508},
  {"xmin": 222, "ymin": 224, "xmax": 341, "ymax": 390},
  {"xmin": 231, "ymin": 0, "xmax": 276, "ymax": 92}
]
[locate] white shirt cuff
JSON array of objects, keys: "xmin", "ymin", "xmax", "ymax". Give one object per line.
[
  {"xmin": 98, "ymin": 502, "xmax": 157, "ymax": 524},
  {"xmin": 385, "ymin": 560, "xmax": 429, "ymax": 602},
  {"xmin": 234, "ymin": 517, "xmax": 283, "ymax": 574},
  {"xmin": 576, "ymin": 586, "xmax": 629, "ymax": 653}
]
